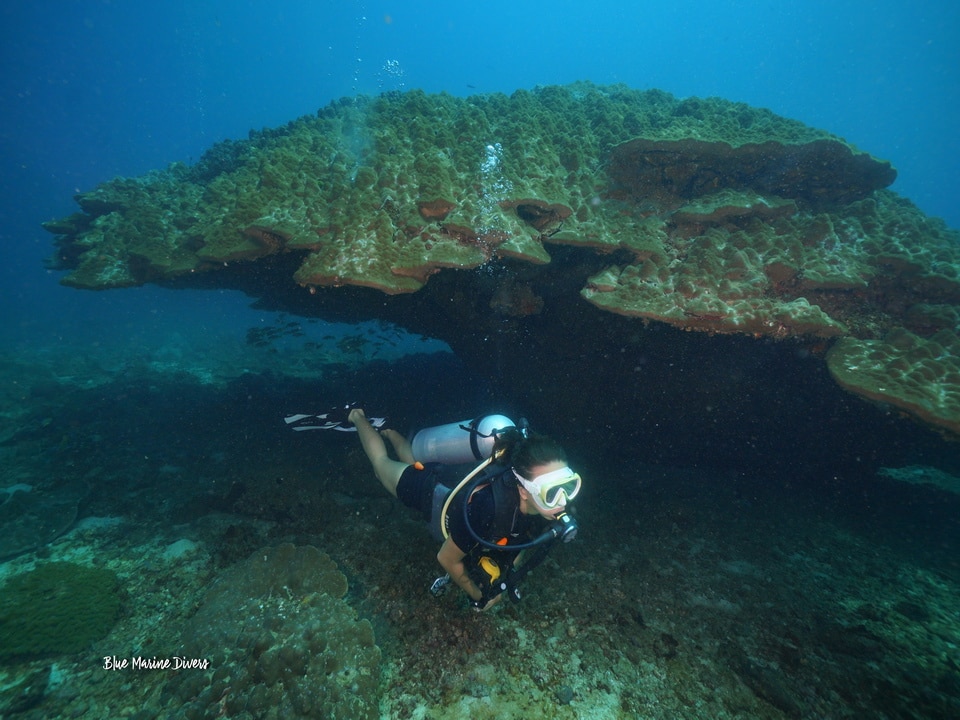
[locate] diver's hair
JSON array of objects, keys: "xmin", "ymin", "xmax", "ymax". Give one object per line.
[{"xmin": 493, "ymin": 429, "xmax": 567, "ymax": 479}]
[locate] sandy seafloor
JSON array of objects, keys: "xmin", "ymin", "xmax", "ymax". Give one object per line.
[{"xmin": 0, "ymin": 324, "xmax": 958, "ymax": 720}]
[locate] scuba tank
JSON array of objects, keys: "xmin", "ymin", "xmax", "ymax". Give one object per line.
[{"xmin": 411, "ymin": 415, "xmax": 515, "ymax": 464}]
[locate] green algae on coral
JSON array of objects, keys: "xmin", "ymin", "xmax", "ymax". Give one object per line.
[
  {"xmin": 0, "ymin": 562, "xmax": 120, "ymax": 660},
  {"xmin": 827, "ymin": 329, "xmax": 960, "ymax": 436},
  {"xmin": 46, "ymin": 82, "xmax": 893, "ymax": 295}
]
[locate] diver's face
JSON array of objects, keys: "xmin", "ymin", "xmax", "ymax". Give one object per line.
[{"xmin": 518, "ymin": 460, "xmax": 569, "ymax": 518}]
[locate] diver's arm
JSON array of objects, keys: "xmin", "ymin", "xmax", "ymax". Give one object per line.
[{"xmin": 437, "ymin": 537, "xmax": 483, "ymax": 602}]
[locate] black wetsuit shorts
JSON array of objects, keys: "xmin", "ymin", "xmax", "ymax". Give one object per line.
[
  {"xmin": 396, "ymin": 462, "xmax": 456, "ymax": 542},
  {"xmin": 396, "ymin": 463, "xmax": 444, "ymax": 520}
]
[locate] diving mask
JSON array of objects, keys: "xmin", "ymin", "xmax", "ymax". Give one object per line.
[{"xmin": 513, "ymin": 466, "xmax": 582, "ymax": 512}]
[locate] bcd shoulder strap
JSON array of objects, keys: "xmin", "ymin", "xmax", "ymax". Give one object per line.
[{"xmin": 466, "ymin": 464, "xmax": 520, "ymax": 544}]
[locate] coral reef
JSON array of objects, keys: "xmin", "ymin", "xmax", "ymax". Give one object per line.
[
  {"xmin": 159, "ymin": 543, "xmax": 380, "ymax": 719},
  {"xmin": 43, "ymin": 83, "xmax": 960, "ymax": 435},
  {"xmin": 0, "ymin": 562, "xmax": 120, "ymax": 660},
  {"xmin": 827, "ymin": 328, "xmax": 960, "ymax": 435},
  {"xmin": 47, "ymin": 83, "xmax": 896, "ymax": 298},
  {"xmin": 0, "ymin": 352, "xmax": 956, "ymax": 718}
]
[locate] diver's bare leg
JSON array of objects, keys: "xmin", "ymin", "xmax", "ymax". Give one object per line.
[
  {"xmin": 348, "ymin": 408, "xmax": 408, "ymax": 497},
  {"xmin": 382, "ymin": 428, "xmax": 416, "ymax": 464}
]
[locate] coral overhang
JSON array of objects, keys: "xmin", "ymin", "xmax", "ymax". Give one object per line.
[{"xmin": 43, "ymin": 83, "xmax": 960, "ymax": 435}]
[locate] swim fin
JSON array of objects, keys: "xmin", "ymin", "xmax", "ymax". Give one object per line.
[{"xmin": 284, "ymin": 404, "xmax": 386, "ymax": 432}]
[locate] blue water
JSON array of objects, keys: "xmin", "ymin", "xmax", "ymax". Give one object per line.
[
  {"xmin": 1, "ymin": 0, "xmax": 957, "ymax": 347},
  {"xmin": 2, "ymin": 4, "xmax": 960, "ymax": 716}
]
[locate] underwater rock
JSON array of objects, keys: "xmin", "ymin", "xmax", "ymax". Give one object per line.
[
  {"xmin": 43, "ymin": 83, "xmax": 960, "ymax": 436},
  {"xmin": 0, "ymin": 481, "xmax": 88, "ymax": 560},
  {"xmin": 0, "ymin": 664, "xmax": 50, "ymax": 714},
  {"xmin": 722, "ymin": 642, "xmax": 803, "ymax": 718},
  {"xmin": 877, "ymin": 464, "xmax": 960, "ymax": 495},
  {"xmin": 162, "ymin": 543, "xmax": 380, "ymax": 719}
]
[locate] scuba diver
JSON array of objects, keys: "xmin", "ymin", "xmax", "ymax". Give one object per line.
[{"xmin": 345, "ymin": 407, "xmax": 581, "ymax": 612}]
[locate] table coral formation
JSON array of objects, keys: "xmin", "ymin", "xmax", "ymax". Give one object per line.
[
  {"xmin": 44, "ymin": 83, "xmax": 960, "ymax": 435},
  {"xmin": 827, "ymin": 329, "xmax": 960, "ymax": 435}
]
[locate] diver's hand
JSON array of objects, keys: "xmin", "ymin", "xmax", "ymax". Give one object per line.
[{"xmin": 470, "ymin": 593, "xmax": 503, "ymax": 612}]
